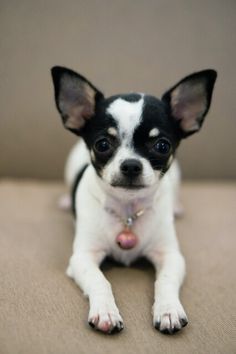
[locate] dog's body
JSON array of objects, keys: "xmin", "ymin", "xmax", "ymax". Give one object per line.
[{"xmin": 51, "ymin": 68, "xmax": 217, "ymax": 334}]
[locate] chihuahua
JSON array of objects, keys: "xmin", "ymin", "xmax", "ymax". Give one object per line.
[{"xmin": 51, "ymin": 67, "xmax": 217, "ymax": 334}]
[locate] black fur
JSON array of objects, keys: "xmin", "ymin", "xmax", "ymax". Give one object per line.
[
  {"xmin": 79, "ymin": 93, "xmax": 145, "ymax": 177},
  {"xmin": 133, "ymin": 95, "xmax": 181, "ymax": 174},
  {"xmin": 71, "ymin": 164, "xmax": 89, "ymax": 215}
]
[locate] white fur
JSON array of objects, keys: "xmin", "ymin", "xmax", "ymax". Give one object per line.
[
  {"xmin": 65, "ymin": 139, "xmax": 90, "ymax": 187},
  {"xmin": 106, "ymin": 97, "xmax": 144, "ymax": 143},
  {"xmin": 65, "ymin": 138, "xmax": 187, "ymax": 334}
]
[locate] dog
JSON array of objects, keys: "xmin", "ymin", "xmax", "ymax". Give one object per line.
[{"xmin": 51, "ymin": 67, "xmax": 217, "ymax": 334}]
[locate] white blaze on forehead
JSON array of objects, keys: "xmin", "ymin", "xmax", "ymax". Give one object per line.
[
  {"xmin": 106, "ymin": 97, "xmax": 144, "ymax": 142},
  {"xmin": 149, "ymin": 127, "xmax": 160, "ymax": 138}
]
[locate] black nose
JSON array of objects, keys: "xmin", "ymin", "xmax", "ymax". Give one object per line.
[{"xmin": 120, "ymin": 159, "xmax": 143, "ymax": 177}]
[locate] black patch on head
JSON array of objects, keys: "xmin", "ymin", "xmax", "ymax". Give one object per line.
[
  {"xmin": 104, "ymin": 93, "xmax": 142, "ymax": 107},
  {"xmin": 133, "ymin": 95, "xmax": 181, "ymax": 174},
  {"xmin": 80, "ymin": 93, "xmax": 142, "ymax": 177},
  {"xmin": 118, "ymin": 93, "xmax": 142, "ymax": 103},
  {"xmin": 79, "ymin": 98, "xmax": 121, "ymax": 176}
]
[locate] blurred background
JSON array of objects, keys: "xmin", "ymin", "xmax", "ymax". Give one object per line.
[{"xmin": 0, "ymin": 0, "xmax": 235, "ymax": 180}]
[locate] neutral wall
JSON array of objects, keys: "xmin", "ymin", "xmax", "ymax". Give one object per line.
[{"xmin": 0, "ymin": 0, "xmax": 235, "ymax": 179}]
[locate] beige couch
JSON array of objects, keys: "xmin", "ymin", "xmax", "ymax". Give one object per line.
[{"xmin": 0, "ymin": 180, "xmax": 235, "ymax": 354}]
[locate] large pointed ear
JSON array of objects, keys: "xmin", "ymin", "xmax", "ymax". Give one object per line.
[
  {"xmin": 51, "ymin": 66, "xmax": 104, "ymax": 135},
  {"xmin": 162, "ymin": 70, "xmax": 217, "ymax": 138}
]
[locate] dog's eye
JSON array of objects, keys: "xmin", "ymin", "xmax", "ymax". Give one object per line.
[
  {"xmin": 153, "ymin": 139, "xmax": 171, "ymax": 155},
  {"xmin": 94, "ymin": 138, "xmax": 112, "ymax": 153}
]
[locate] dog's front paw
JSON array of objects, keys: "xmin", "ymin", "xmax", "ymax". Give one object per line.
[
  {"xmin": 153, "ymin": 300, "xmax": 188, "ymax": 334},
  {"xmin": 88, "ymin": 301, "xmax": 124, "ymax": 334}
]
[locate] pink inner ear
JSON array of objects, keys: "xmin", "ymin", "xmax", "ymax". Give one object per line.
[
  {"xmin": 171, "ymin": 82, "xmax": 207, "ymax": 132},
  {"xmin": 65, "ymin": 101, "xmax": 95, "ymax": 130},
  {"xmin": 60, "ymin": 81, "xmax": 96, "ymax": 131}
]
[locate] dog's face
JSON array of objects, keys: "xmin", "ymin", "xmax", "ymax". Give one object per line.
[
  {"xmin": 51, "ymin": 67, "xmax": 217, "ymax": 190},
  {"xmin": 78, "ymin": 93, "xmax": 180, "ymax": 189}
]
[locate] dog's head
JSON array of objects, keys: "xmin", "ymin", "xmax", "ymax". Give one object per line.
[{"xmin": 51, "ymin": 67, "xmax": 217, "ymax": 190}]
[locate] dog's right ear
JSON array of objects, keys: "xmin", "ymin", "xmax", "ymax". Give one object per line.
[{"xmin": 51, "ymin": 66, "xmax": 104, "ymax": 135}]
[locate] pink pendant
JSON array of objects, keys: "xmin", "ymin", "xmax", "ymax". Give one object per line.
[{"xmin": 116, "ymin": 229, "xmax": 138, "ymax": 250}]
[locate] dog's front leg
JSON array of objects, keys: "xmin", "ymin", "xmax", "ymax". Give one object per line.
[
  {"xmin": 147, "ymin": 227, "xmax": 188, "ymax": 334},
  {"xmin": 67, "ymin": 249, "xmax": 124, "ymax": 334}
]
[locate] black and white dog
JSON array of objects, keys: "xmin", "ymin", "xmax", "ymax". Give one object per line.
[{"xmin": 51, "ymin": 67, "xmax": 217, "ymax": 334}]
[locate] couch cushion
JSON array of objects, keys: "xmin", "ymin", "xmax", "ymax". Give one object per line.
[{"xmin": 0, "ymin": 180, "xmax": 235, "ymax": 354}]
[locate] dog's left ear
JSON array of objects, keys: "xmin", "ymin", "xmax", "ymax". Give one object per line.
[
  {"xmin": 51, "ymin": 66, "xmax": 104, "ymax": 135},
  {"xmin": 162, "ymin": 70, "xmax": 217, "ymax": 138}
]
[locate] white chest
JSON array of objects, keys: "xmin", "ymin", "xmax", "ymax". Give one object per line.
[{"xmin": 74, "ymin": 165, "xmax": 175, "ymax": 265}]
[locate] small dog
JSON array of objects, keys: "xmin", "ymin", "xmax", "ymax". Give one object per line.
[{"xmin": 51, "ymin": 67, "xmax": 217, "ymax": 334}]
